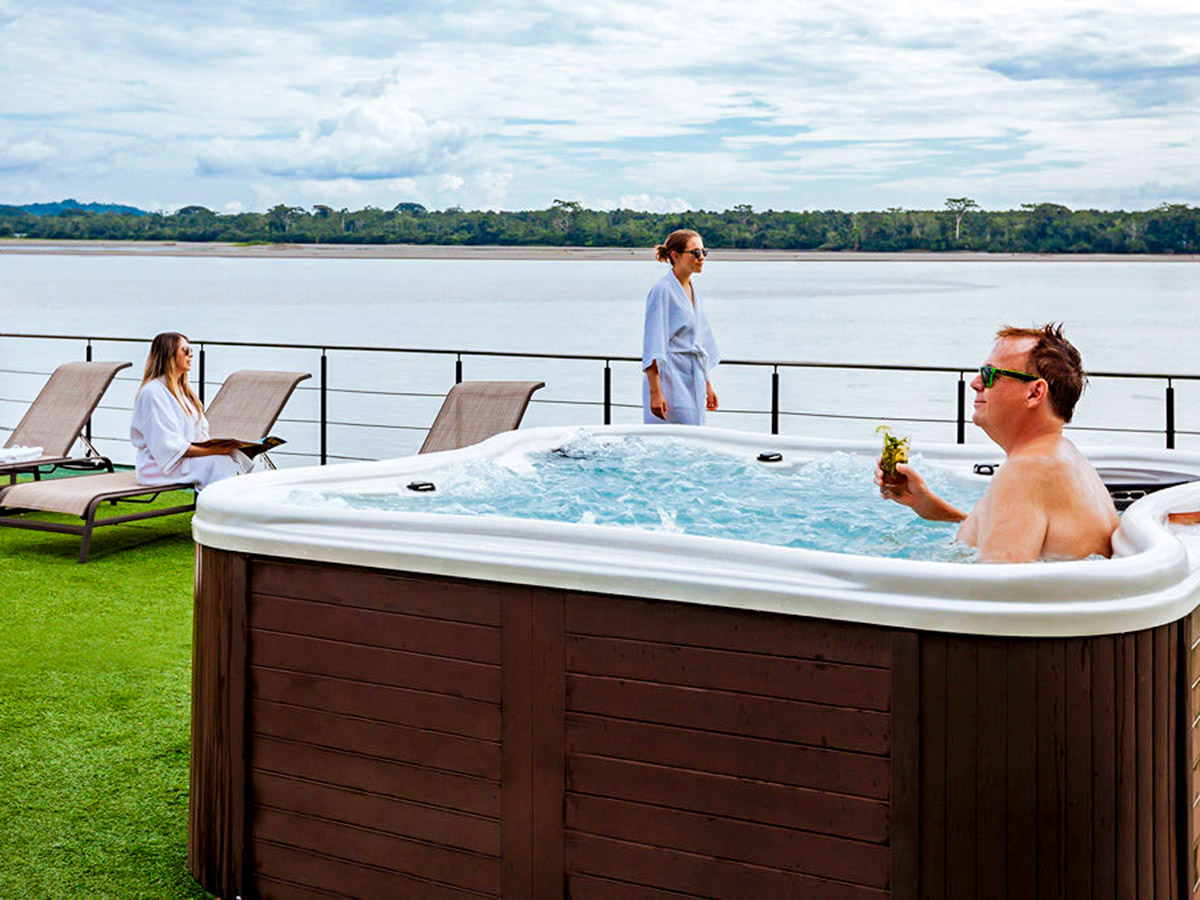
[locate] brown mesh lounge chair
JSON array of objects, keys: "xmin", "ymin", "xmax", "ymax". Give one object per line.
[
  {"xmin": 0, "ymin": 369, "xmax": 310, "ymax": 562},
  {"xmin": 1, "ymin": 361, "xmax": 132, "ymax": 485},
  {"xmin": 419, "ymin": 381, "xmax": 545, "ymax": 454}
]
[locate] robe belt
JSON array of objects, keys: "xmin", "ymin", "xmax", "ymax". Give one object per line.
[{"xmin": 678, "ymin": 344, "xmax": 710, "ymax": 379}]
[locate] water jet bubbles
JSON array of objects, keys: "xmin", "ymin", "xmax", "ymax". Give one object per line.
[{"xmin": 311, "ymin": 436, "xmax": 986, "ymax": 561}]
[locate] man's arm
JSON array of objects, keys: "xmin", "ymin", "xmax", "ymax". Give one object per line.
[
  {"xmin": 875, "ymin": 462, "xmax": 967, "ymax": 522},
  {"xmin": 968, "ymin": 462, "xmax": 1048, "ymax": 563}
]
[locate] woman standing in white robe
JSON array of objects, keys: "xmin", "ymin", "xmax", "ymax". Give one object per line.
[
  {"xmin": 130, "ymin": 332, "xmax": 251, "ymax": 490},
  {"xmin": 642, "ymin": 229, "xmax": 720, "ymax": 425}
]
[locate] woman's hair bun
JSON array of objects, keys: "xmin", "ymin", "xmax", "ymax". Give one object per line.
[{"xmin": 656, "ymin": 228, "xmax": 700, "ymax": 264}]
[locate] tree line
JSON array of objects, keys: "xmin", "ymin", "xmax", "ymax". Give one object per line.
[{"xmin": 1, "ymin": 198, "xmax": 1197, "ymax": 254}]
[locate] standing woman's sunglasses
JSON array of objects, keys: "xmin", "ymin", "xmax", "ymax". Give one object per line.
[
  {"xmin": 682, "ymin": 248, "xmax": 709, "ymax": 259},
  {"xmin": 978, "ymin": 364, "xmax": 1038, "ymax": 388}
]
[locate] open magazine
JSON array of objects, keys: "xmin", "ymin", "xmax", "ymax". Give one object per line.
[{"xmin": 194, "ymin": 435, "xmax": 286, "ymax": 459}]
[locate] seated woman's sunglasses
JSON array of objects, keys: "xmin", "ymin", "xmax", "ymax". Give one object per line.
[{"xmin": 979, "ymin": 364, "xmax": 1038, "ymax": 388}]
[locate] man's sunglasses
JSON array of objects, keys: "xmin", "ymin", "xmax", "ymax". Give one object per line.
[
  {"xmin": 682, "ymin": 248, "xmax": 709, "ymax": 259},
  {"xmin": 979, "ymin": 364, "xmax": 1038, "ymax": 389}
]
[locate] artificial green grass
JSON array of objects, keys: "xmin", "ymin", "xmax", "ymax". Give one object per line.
[{"xmin": 0, "ymin": 490, "xmax": 214, "ymax": 899}]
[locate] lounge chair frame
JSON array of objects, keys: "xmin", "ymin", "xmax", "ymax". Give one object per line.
[
  {"xmin": 0, "ymin": 370, "xmax": 310, "ymax": 562},
  {"xmin": 0, "ymin": 482, "xmax": 198, "ymax": 563},
  {"xmin": 1, "ymin": 360, "xmax": 132, "ymax": 484}
]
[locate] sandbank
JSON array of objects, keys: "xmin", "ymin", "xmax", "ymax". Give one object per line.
[{"xmin": 0, "ymin": 239, "xmax": 1196, "ymax": 262}]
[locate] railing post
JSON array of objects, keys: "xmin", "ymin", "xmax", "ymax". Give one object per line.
[
  {"xmin": 198, "ymin": 344, "xmax": 206, "ymax": 406},
  {"xmin": 85, "ymin": 340, "xmax": 93, "ymax": 444},
  {"xmin": 1166, "ymin": 379, "xmax": 1175, "ymax": 450},
  {"xmin": 320, "ymin": 350, "xmax": 328, "ymax": 465},
  {"xmin": 956, "ymin": 373, "xmax": 966, "ymax": 444},
  {"xmin": 603, "ymin": 360, "xmax": 612, "ymax": 425},
  {"xmin": 771, "ymin": 367, "xmax": 780, "ymax": 435},
  {"xmin": 456, "ymin": 354, "xmax": 463, "ymax": 385}
]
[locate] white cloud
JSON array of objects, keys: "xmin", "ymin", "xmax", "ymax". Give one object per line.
[
  {"xmin": 474, "ymin": 169, "xmax": 514, "ymax": 210},
  {"xmin": 617, "ymin": 194, "xmax": 692, "ymax": 213},
  {"xmin": 0, "ymin": 138, "xmax": 57, "ymax": 170},
  {"xmin": 0, "ymin": 1, "xmax": 1197, "ymax": 210},
  {"xmin": 196, "ymin": 81, "xmax": 473, "ymax": 181}
]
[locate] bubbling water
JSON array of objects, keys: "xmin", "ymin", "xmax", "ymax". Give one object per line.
[{"xmin": 293, "ymin": 433, "xmax": 987, "ymax": 562}]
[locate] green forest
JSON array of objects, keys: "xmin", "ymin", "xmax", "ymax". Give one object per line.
[{"xmin": 1, "ymin": 198, "xmax": 1197, "ymax": 254}]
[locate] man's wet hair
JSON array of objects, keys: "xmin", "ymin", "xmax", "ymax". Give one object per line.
[{"xmin": 996, "ymin": 323, "xmax": 1086, "ymax": 423}]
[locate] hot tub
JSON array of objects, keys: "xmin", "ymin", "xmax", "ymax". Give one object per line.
[{"xmin": 189, "ymin": 425, "xmax": 1200, "ymax": 900}]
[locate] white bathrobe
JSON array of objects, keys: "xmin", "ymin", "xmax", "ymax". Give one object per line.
[
  {"xmin": 130, "ymin": 378, "xmax": 250, "ymax": 489},
  {"xmin": 642, "ymin": 271, "xmax": 720, "ymax": 425}
]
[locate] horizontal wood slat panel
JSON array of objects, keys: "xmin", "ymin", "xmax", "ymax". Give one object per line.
[
  {"xmin": 566, "ymin": 634, "xmax": 890, "ymax": 710},
  {"xmin": 253, "ymin": 839, "xmax": 495, "ymax": 900},
  {"xmin": 256, "ymin": 875, "xmax": 344, "ymax": 899},
  {"xmin": 253, "ymin": 771, "xmax": 500, "ymax": 856},
  {"xmin": 568, "ymin": 873, "xmax": 710, "ymax": 900},
  {"xmin": 566, "ymin": 593, "xmax": 892, "ymax": 668},
  {"xmin": 250, "ymin": 593, "xmax": 500, "ymax": 663},
  {"xmin": 252, "ymin": 558, "xmax": 501, "ymax": 625},
  {"xmin": 568, "ymin": 754, "xmax": 888, "ymax": 844},
  {"xmin": 251, "ymin": 666, "xmax": 500, "ymax": 741},
  {"xmin": 568, "ymin": 674, "xmax": 889, "ymax": 754},
  {"xmin": 251, "ymin": 630, "xmax": 500, "ymax": 702},
  {"xmin": 254, "ymin": 806, "xmax": 499, "ymax": 894},
  {"xmin": 567, "ymin": 794, "xmax": 889, "ymax": 888},
  {"xmin": 567, "ymin": 713, "xmax": 888, "ymax": 799},
  {"xmin": 254, "ymin": 736, "xmax": 500, "ymax": 818},
  {"xmin": 566, "ymin": 832, "xmax": 887, "ymax": 900},
  {"xmin": 252, "ymin": 700, "xmax": 500, "ymax": 780}
]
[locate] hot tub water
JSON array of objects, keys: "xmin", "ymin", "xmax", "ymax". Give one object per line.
[{"xmin": 291, "ymin": 433, "xmax": 987, "ymax": 562}]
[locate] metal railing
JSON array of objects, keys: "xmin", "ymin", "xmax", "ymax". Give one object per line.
[{"xmin": 2, "ymin": 331, "xmax": 1197, "ymax": 462}]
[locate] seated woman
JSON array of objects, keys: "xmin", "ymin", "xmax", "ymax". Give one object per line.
[{"xmin": 130, "ymin": 332, "xmax": 251, "ymax": 489}]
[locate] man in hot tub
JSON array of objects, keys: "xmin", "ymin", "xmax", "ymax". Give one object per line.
[{"xmin": 877, "ymin": 323, "xmax": 1119, "ymax": 562}]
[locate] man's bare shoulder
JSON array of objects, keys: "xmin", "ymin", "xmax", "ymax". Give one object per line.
[
  {"xmin": 999, "ymin": 439, "xmax": 1097, "ymax": 491},
  {"xmin": 988, "ymin": 452, "xmax": 1062, "ymax": 496}
]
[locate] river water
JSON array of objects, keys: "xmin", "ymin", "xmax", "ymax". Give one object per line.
[{"xmin": 1, "ymin": 252, "xmax": 1197, "ymax": 463}]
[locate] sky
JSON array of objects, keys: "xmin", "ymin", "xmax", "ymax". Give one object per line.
[{"xmin": 0, "ymin": 0, "xmax": 1197, "ymax": 214}]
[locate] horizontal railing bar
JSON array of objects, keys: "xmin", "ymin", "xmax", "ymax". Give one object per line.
[
  {"xmin": 3, "ymin": 331, "xmax": 1199, "ymax": 381},
  {"xmin": 1063, "ymin": 424, "xmax": 1173, "ymax": 435},
  {"xmin": 321, "ymin": 421, "xmax": 427, "ymax": 431},
  {"xmin": 310, "ymin": 387, "xmax": 445, "ymax": 399},
  {"xmin": 72, "ymin": 422, "xmax": 1178, "ymax": 442},
  {"xmin": 777, "ymin": 410, "xmax": 956, "ymax": 425},
  {"xmin": 530, "ymin": 398, "xmax": 605, "ymax": 407}
]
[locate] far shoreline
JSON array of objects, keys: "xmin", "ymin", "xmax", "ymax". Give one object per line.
[{"xmin": 0, "ymin": 238, "xmax": 1197, "ymax": 263}]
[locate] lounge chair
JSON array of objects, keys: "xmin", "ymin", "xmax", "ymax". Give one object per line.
[
  {"xmin": 419, "ymin": 380, "xmax": 545, "ymax": 453},
  {"xmin": 1, "ymin": 361, "xmax": 132, "ymax": 485},
  {"xmin": 0, "ymin": 370, "xmax": 310, "ymax": 562}
]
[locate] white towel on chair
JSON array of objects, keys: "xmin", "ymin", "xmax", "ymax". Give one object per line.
[{"xmin": 0, "ymin": 445, "xmax": 43, "ymax": 463}]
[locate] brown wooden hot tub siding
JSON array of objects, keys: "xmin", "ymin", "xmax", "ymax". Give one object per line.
[{"xmin": 190, "ymin": 547, "xmax": 1198, "ymax": 899}]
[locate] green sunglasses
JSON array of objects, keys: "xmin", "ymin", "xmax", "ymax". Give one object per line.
[{"xmin": 979, "ymin": 364, "xmax": 1039, "ymax": 389}]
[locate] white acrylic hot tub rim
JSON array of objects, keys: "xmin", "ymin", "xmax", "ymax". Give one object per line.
[{"xmin": 193, "ymin": 424, "xmax": 1200, "ymax": 638}]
